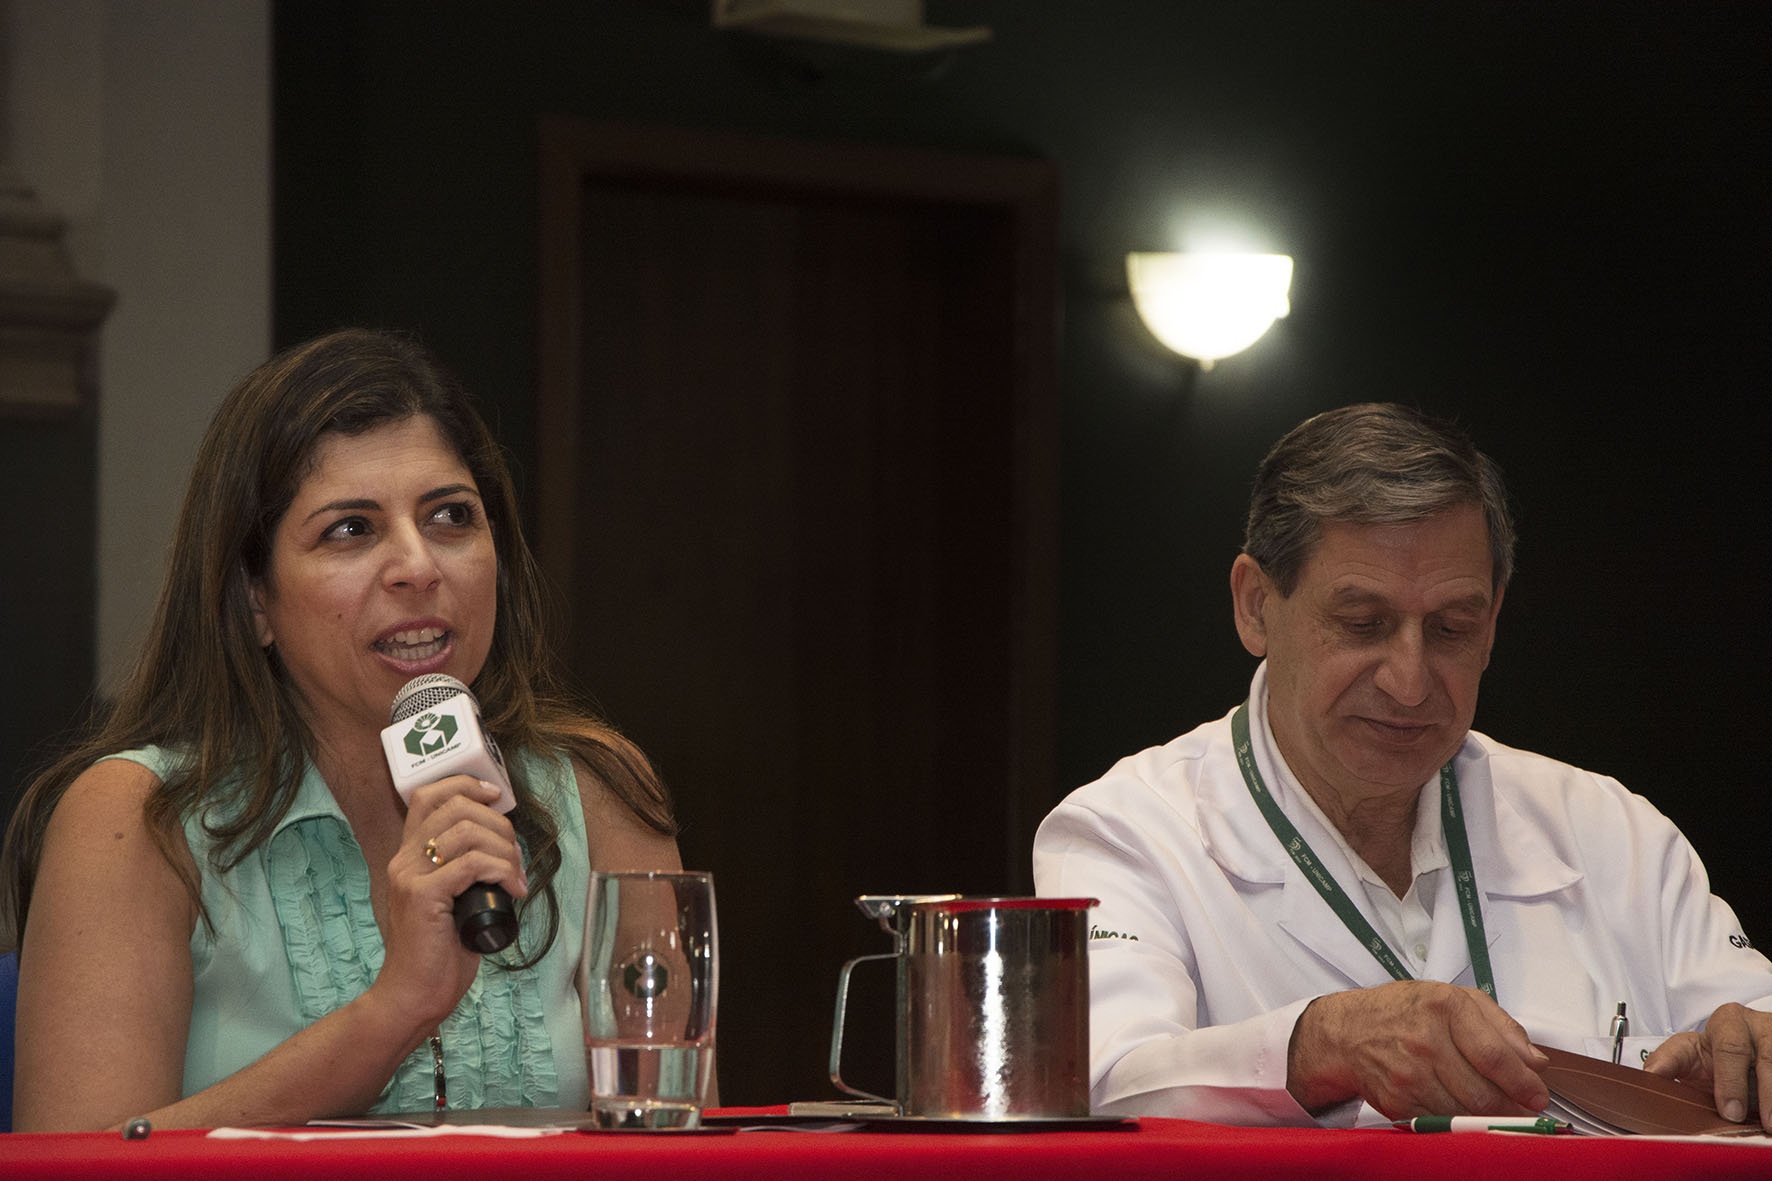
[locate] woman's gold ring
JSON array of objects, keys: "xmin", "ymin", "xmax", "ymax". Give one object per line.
[{"xmin": 424, "ymin": 838, "xmax": 446, "ymax": 867}]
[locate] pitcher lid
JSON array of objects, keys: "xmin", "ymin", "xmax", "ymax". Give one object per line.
[
  {"xmin": 927, "ymin": 896, "xmax": 1098, "ymax": 912},
  {"xmin": 858, "ymin": 894, "xmax": 1097, "ymax": 915}
]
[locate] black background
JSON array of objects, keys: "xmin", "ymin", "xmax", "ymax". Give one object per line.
[{"xmin": 6, "ymin": 0, "xmax": 1766, "ymax": 1094}]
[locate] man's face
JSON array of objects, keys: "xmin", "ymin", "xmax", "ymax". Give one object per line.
[{"xmin": 1232, "ymin": 504, "xmax": 1503, "ymax": 810}]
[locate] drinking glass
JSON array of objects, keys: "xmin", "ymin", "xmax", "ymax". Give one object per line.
[{"xmin": 582, "ymin": 870, "xmax": 719, "ymax": 1130}]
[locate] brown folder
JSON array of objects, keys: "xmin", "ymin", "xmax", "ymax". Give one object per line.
[{"xmin": 1536, "ymin": 1045, "xmax": 1767, "ymax": 1137}]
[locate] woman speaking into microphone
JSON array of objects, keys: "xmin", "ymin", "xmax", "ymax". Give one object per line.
[{"xmin": 0, "ymin": 329, "xmax": 682, "ymax": 1131}]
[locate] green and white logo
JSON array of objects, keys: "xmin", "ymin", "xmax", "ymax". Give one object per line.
[{"xmin": 403, "ymin": 711, "xmax": 459, "ymax": 758}]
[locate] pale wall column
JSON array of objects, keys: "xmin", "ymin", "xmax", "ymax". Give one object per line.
[
  {"xmin": 2, "ymin": 0, "xmax": 105, "ymax": 270},
  {"xmin": 6, "ymin": 0, "xmax": 271, "ymax": 691}
]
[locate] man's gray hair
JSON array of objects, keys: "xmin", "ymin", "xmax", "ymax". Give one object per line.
[{"xmin": 1243, "ymin": 403, "xmax": 1515, "ymax": 595}]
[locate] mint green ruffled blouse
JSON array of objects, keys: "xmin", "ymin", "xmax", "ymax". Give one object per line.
[{"xmin": 107, "ymin": 746, "xmax": 589, "ymax": 1114}]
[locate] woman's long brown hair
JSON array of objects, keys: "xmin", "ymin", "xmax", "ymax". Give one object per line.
[{"xmin": 0, "ymin": 329, "xmax": 675, "ymax": 965}]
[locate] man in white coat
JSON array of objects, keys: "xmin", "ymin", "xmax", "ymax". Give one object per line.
[{"xmin": 1033, "ymin": 403, "xmax": 1772, "ymax": 1128}]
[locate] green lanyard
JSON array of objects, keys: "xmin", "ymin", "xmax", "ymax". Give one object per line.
[{"xmin": 1231, "ymin": 700, "xmax": 1497, "ymax": 1000}]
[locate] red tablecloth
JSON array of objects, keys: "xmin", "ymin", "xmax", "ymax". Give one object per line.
[{"xmin": 3, "ymin": 1111, "xmax": 1769, "ymax": 1179}]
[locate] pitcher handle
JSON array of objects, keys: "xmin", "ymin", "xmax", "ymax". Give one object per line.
[{"xmin": 828, "ymin": 950, "xmax": 898, "ymax": 1105}]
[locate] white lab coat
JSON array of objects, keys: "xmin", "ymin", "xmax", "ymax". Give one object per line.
[{"xmin": 1033, "ymin": 663, "xmax": 1772, "ymax": 1127}]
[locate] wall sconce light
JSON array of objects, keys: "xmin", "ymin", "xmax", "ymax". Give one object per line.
[{"xmin": 1126, "ymin": 252, "xmax": 1293, "ymax": 369}]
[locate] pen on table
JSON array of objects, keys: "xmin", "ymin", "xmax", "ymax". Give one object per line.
[
  {"xmin": 1397, "ymin": 1116, "xmax": 1569, "ymax": 1134},
  {"xmin": 1610, "ymin": 1001, "xmax": 1629, "ymax": 1065}
]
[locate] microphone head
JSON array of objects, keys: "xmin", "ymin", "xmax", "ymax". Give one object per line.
[{"xmin": 389, "ymin": 673, "xmax": 475, "ymax": 724}]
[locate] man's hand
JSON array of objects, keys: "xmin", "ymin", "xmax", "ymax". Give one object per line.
[
  {"xmin": 1643, "ymin": 1003, "xmax": 1771, "ymax": 1129},
  {"xmin": 1287, "ymin": 982, "xmax": 1551, "ymax": 1119}
]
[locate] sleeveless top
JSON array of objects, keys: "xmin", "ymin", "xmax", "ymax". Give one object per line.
[{"xmin": 106, "ymin": 745, "xmax": 590, "ymax": 1113}]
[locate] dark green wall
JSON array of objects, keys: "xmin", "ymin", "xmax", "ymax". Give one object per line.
[
  {"xmin": 272, "ymin": 0, "xmax": 1770, "ymax": 970},
  {"xmin": 0, "ymin": 399, "xmax": 98, "ymax": 862}
]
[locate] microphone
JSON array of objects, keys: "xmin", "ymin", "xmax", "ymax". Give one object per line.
[{"xmin": 380, "ymin": 673, "xmax": 520, "ymax": 954}]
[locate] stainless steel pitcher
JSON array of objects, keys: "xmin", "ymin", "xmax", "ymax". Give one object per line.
[{"xmin": 828, "ymin": 894, "xmax": 1098, "ymax": 1120}]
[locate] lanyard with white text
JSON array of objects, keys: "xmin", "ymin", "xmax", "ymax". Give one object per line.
[{"xmin": 1231, "ymin": 700, "xmax": 1497, "ymax": 1000}]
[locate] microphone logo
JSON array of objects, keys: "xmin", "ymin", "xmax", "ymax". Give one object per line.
[{"xmin": 402, "ymin": 711, "xmax": 459, "ymax": 758}]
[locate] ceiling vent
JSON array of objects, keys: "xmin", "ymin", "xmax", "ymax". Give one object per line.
[{"xmin": 712, "ymin": 0, "xmax": 990, "ymax": 53}]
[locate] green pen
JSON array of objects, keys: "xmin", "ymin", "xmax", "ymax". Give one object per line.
[{"xmin": 1399, "ymin": 1116, "xmax": 1569, "ymax": 1134}]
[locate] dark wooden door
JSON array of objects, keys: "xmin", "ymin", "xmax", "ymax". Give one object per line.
[{"xmin": 537, "ymin": 121, "xmax": 1058, "ymax": 1105}]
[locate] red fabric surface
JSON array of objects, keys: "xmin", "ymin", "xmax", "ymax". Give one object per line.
[{"xmin": 3, "ymin": 1115, "xmax": 1770, "ymax": 1179}]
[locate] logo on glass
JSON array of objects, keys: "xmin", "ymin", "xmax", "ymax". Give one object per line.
[{"xmin": 622, "ymin": 952, "xmax": 670, "ymax": 1000}]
